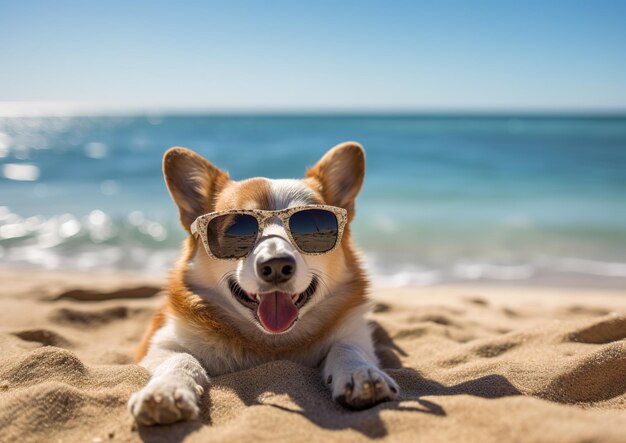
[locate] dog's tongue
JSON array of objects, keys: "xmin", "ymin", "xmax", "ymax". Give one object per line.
[{"xmin": 256, "ymin": 291, "xmax": 298, "ymax": 333}]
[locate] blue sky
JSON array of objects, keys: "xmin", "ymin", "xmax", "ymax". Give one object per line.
[{"xmin": 1, "ymin": 0, "xmax": 625, "ymax": 112}]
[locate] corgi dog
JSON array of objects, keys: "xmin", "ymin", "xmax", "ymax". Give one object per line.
[{"xmin": 128, "ymin": 142, "xmax": 399, "ymax": 425}]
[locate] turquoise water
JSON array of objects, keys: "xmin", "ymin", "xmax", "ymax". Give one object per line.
[{"xmin": 1, "ymin": 115, "xmax": 625, "ymax": 287}]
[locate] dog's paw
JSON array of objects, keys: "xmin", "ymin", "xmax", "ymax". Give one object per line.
[
  {"xmin": 329, "ymin": 365, "xmax": 399, "ymax": 410},
  {"xmin": 128, "ymin": 380, "xmax": 203, "ymax": 426}
]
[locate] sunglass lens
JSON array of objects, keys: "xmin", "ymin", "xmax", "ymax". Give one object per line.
[
  {"xmin": 288, "ymin": 209, "xmax": 339, "ymax": 253},
  {"xmin": 207, "ymin": 214, "xmax": 258, "ymax": 259}
]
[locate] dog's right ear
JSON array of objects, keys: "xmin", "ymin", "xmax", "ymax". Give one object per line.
[
  {"xmin": 163, "ymin": 147, "xmax": 230, "ymax": 232},
  {"xmin": 306, "ymin": 142, "xmax": 365, "ymax": 221}
]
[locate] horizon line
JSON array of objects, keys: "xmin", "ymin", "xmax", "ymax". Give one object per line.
[{"xmin": 1, "ymin": 101, "xmax": 626, "ymax": 118}]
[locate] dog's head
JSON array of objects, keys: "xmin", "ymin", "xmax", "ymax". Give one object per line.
[{"xmin": 163, "ymin": 142, "xmax": 366, "ymax": 337}]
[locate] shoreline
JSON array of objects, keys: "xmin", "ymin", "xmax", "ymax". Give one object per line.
[{"xmin": 2, "ymin": 265, "xmax": 625, "ymax": 294}]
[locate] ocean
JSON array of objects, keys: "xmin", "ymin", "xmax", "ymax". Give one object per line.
[{"xmin": 1, "ymin": 114, "xmax": 625, "ymax": 288}]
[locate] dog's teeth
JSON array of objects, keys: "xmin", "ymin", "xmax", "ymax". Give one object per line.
[{"xmin": 254, "ymin": 294, "xmax": 260, "ymax": 302}]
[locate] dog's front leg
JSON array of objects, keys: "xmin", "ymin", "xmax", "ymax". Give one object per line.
[
  {"xmin": 128, "ymin": 349, "xmax": 209, "ymax": 426},
  {"xmin": 323, "ymin": 342, "xmax": 399, "ymax": 410}
]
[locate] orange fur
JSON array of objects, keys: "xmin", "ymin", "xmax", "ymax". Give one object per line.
[
  {"xmin": 305, "ymin": 141, "xmax": 365, "ymax": 221},
  {"xmin": 162, "ymin": 234, "xmax": 368, "ymax": 357},
  {"xmin": 135, "ymin": 143, "xmax": 368, "ymax": 362},
  {"xmin": 163, "ymin": 147, "xmax": 231, "ymax": 232},
  {"xmin": 216, "ymin": 178, "xmax": 273, "ymax": 211},
  {"xmin": 134, "ymin": 306, "xmax": 167, "ymax": 362}
]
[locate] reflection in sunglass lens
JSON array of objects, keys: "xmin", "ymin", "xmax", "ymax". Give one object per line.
[
  {"xmin": 207, "ymin": 214, "xmax": 259, "ymax": 259},
  {"xmin": 288, "ymin": 209, "xmax": 339, "ymax": 253}
]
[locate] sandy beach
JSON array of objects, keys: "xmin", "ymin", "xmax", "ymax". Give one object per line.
[{"xmin": 0, "ymin": 268, "xmax": 625, "ymax": 443}]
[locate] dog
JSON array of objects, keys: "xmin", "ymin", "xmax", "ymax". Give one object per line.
[{"xmin": 128, "ymin": 141, "xmax": 399, "ymax": 425}]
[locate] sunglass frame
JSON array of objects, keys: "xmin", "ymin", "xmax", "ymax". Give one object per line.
[{"xmin": 190, "ymin": 204, "xmax": 348, "ymax": 260}]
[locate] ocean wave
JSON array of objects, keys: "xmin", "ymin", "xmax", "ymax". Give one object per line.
[
  {"xmin": 552, "ymin": 257, "xmax": 626, "ymax": 278},
  {"xmin": 0, "ymin": 206, "xmax": 182, "ymax": 273},
  {"xmin": 2, "ymin": 207, "xmax": 626, "ymax": 287},
  {"xmin": 365, "ymin": 253, "xmax": 626, "ymax": 288}
]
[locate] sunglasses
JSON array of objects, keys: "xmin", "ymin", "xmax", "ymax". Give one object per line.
[{"xmin": 190, "ymin": 205, "xmax": 348, "ymax": 260}]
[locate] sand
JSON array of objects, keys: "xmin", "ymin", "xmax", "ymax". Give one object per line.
[{"xmin": 0, "ymin": 268, "xmax": 625, "ymax": 443}]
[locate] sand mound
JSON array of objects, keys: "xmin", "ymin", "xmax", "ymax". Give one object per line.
[{"xmin": 0, "ymin": 270, "xmax": 625, "ymax": 442}]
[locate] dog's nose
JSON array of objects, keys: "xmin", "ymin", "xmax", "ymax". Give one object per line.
[{"xmin": 256, "ymin": 256, "xmax": 296, "ymax": 283}]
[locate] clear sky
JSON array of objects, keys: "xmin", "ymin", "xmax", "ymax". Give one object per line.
[{"xmin": 1, "ymin": 0, "xmax": 626, "ymax": 113}]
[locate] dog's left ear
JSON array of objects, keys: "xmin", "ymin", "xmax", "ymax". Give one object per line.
[{"xmin": 306, "ymin": 141, "xmax": 365, "ymax": 219}]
